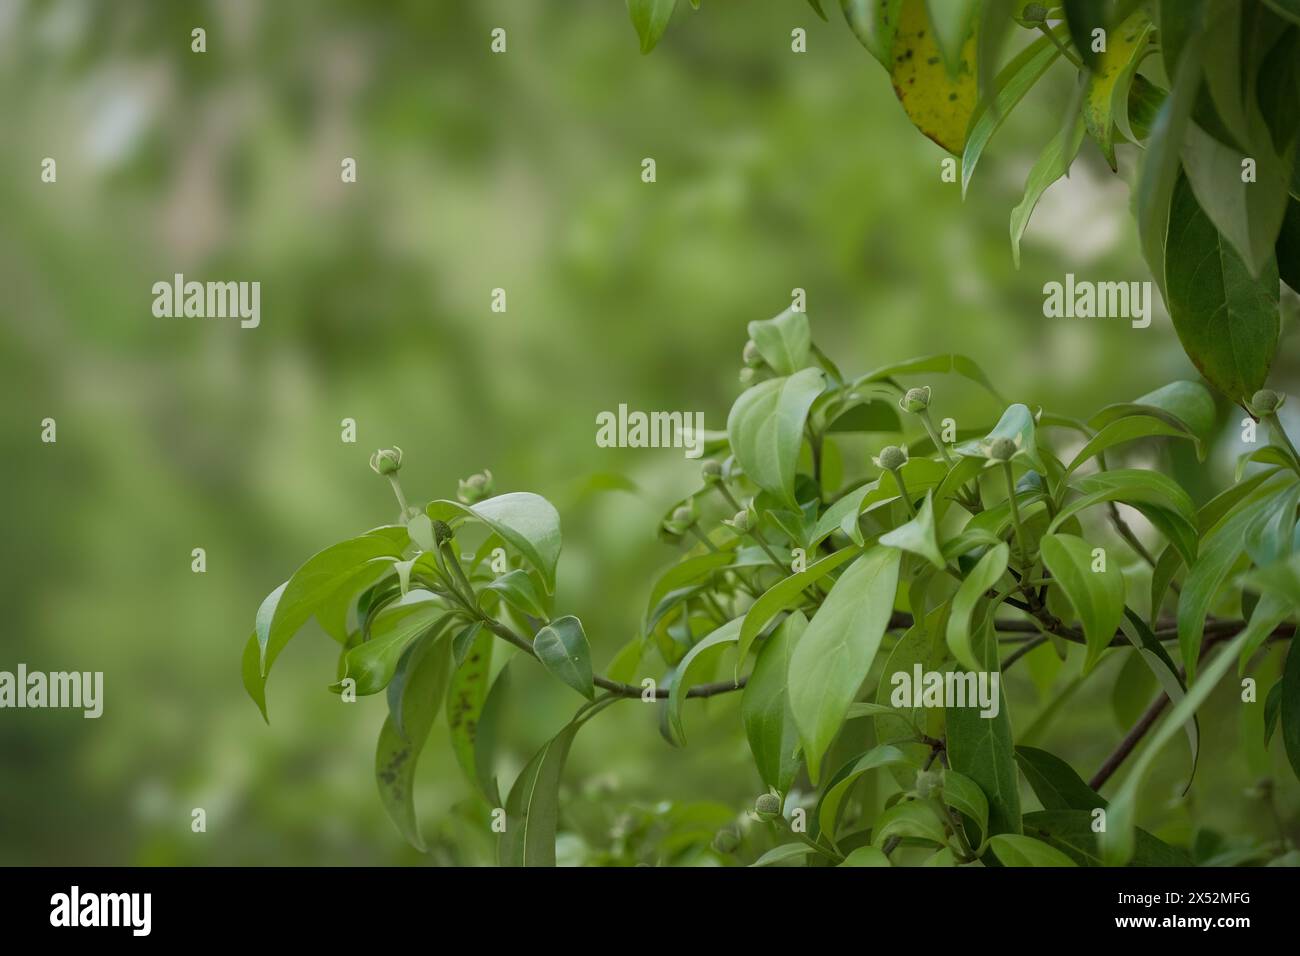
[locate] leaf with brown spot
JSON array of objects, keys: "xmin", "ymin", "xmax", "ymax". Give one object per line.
[
  {"xmin": 888, "ymin": 0, "xmax": 978, "ymax": 154},
  {"xmin": 446, "ymin": 625, "xmax": 494, "ymax": 800},
  {"xmin": 374, "ymin": 633, "xmax": 451, "ymax": 851},
  {"xmin": 1081, "ymin": 8, "xmax": 1154, "ymax": 170}
]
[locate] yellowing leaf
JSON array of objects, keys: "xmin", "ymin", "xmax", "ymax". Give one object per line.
[
  {"xmin": 888, "ymin": 0, "xmax": 978, "ymax": 154},
  {"xmin": 1082, "ymin": 10, "xmax": 1154, "ymax": 170}
]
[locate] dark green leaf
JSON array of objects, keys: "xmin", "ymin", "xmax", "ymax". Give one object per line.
[
  {"xmin": 743, "ymin": 612, "xmax": 807, "ymax": 793},
  {"xmin": 533, "ymin": 615, "xmax": 596, "ymax": 700}
]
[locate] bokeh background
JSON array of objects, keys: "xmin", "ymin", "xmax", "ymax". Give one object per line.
[{"xmin": 2, "ymin": 0, "xmax": 1297, "ymax": 865}]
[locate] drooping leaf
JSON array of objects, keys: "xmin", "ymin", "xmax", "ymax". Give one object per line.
[
  {"xmin": 338, "ymin": 595, "xmax": 447, "ymax": 697},
  {"xmin": 1280, "ymin": 630, "xmax": 1300, "ymax": 780},
  {"xmin": 743, "ymin": 612, "xmax": 807, "ymax": 793},
  {"xmin": 726, "ymin": 367, "xmax": 826, "ymax": 508},
  {"xmin": 1080, "ymin": 8, "xmax": 1154, "ymax": 170},
  {"xmin": 1040, "ymin": 532, "xmax": 1126, "ymax": 672},
  {"xmin": 667, "ymin": 617, "xmax": 742, "ymax": 745},
  {"xmin": 1029, "ymin": 809, "xmax": 1192, "ymax": 866},
  {"xmin": 856, "ymin": 353, "xmax": 1005, "ymax": 403},
  {"xmin": 1011, "ymin": 112, "xmax": 1086, "ymax": 267},
  {"xmin": 1015, "ymin": 745, "xmax": 1107, "ymax": 811},
  {"xmin": 946, "ymin": 542, "xmax": 1009, "ymax": 671},
  {"xmin": 446, "ymin": 625, "xmax": 494, "ymax": 797},
  {"xmin": 1063, "ymin": 0, "xmax": 1107, "ymax": 69},
  {"xmin": 1066, "ymin": 416, "xmax": 1200, "ymax": 474},
  {"xmin": 840, "ymin": 0, "xmax": 905, "ymax": 69},
  {"xmin": 533, "ymin": 615, "xmax": 596, "ymax": 701},
  {"xmin": 627, "ymin": 0, "xmax": 678, "ymax": 54},
  {"xmin": 924, "ymin": 0, "xmax": 980, "ymax": 77},
  {"xmin": 789, "ymin": 546, "xmax": 903, "ymax": 782},
  {"xmin": 939, "ymin": 768, "xmax": 989, "ymax": 839},
  {"xmin": 1164, "ymin": 173, "xmax": 1281, "ymax": 406},
  {"xmin": 1119, "ymin": 609, "xmax": 1198, "ymax": 780},
  {"xmin": 375, "ymin": 634, "xmax": 452, "ymax": 851},
  {"xmin": 962, "ymin": 33, "xmax": 1062, "ymax": 197},
  {"xmin": 946, "ymin": 663, "xmax": 1021, "ymax": 837},
  {"xmin": 888, "ymin": 0, "xmax": 978, "ymax": 154}
]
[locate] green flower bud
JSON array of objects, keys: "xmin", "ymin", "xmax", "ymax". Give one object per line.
[
  {"xmin": 369, "ymin": 446, "xmax": 403, "ymax": 476},
  {"xmin": 662, "ymin": 505, "xmax": 697, "ymax": 537},
  {"xmin": 432, "ymin": 519, "xmax": 453, "ymax": 546},
  {"xmin": 1251, "ymin": 389, "xmax": 1284, "ymax": 415},
  {"xmin": 457, "ymin": 469, "xmax": 494, "ymax": 504},
  {"xmin": 711, "ymin": 827, "xmax": 741, "ymax": 854},
  {"xmin": 1019, "ymin": 3, "xmax": 1047, "ymax": 24},
  {"xmin": 876, "ymin": 444, "xmax": 908, "ymax": 471},
  {"xmin": 754, "ymin": 793, "xmax": 782, "ymax": 818},
  {"xmin": 738, "ymin": 366, "xmax": 758, "ymax": 386},
  {"xmin": 701, "ymin": 459, "xmax": 723, "ymax": 483},
  {"xmin": 899, "ymin": 385, "xmax": 932, "ymax": 414},
  {"xmin": 742, "ymin": 339, "xmax": 763, "ymax": 368},
  {"xmin": 730, "ymin": 509, "xmax": 751, "ymax": 533},
  {"xmin": 988, "ymin": 436, "xmax": 1018, "ymax": 461}
]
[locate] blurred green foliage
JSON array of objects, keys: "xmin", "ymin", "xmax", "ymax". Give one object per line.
[{"xmin": 0, "ymin": 0, "xmax": 1296, "ymax": 865}]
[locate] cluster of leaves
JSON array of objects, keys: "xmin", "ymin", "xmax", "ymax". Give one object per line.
[
  {"xmin": 629, "ymin": 0, "xmax": 1300, "ymax": 409},
  {"xmin": 244, "ymin": 309, "xmax": 1300, "ymax": 866}
]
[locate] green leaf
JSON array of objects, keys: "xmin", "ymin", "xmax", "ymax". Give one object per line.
[
  {"xmin": 840, "ymin": 0, "xmax": 904, "ymax": 69},
  {"xmin": 750, "ymin": 843, "xmax": 816, "ymax": 867},
  {"xmin": 789, "ymin": 546, "xmax": 903, "ymax": 782},
  {"xmin": 989, "ymin": 833, "xmax": 1077, "ymax": 866},
  {"xmin": 1081, "ymin": 8, "xmax": 1154, "ymax": 170},
  {"xmin": 533, "ymin": 615, "xmax": 596, "ymax": 701},
  {"xmin": 1279, "ymin": 198, "xmax": 1300, "ymax": 293},
  {"xmin": 737, "ymin": 545, "xmax": 862, "ymax": 666},
  {"xmin": 1065, "ymin": 416, "xmax": 1200, "ymax": 474},
  {"xmin": 499, "ymin": 700, "xmax": 613, "ymax": 866},
  {"xmin": 375, "ymin": 634, "xmax": 451, "ymax": 851},
  {"xmin": 1103, "ymin": 623, "xmax": 1262, "ymax": 864},
  {"xmin": 726, "ymin": 367, "xmax": 826, "ymax": 508},
  {"xmin": 338, "ymin": 596, "xmax": 447, "ymax": 696},
  {"xmin": 1119, "ymin": 609, "xmax": 1198, "ymax": 777},
  {"xmin": 1164, "ymin": 173, "xmax": 1281, "ymax": 406},
  {"xmin": 446, "ymin": 625, "xmax": 494, "ymax": 797},
  {"xmin": 1051, "ymin": 469, "xmax": 1197, "ymax": 539},
  {"xmin": 627, "ymin": 0, "xmax": 678, "ymax": 54},
  {"xmin": 742, "ymin": 612, "xmax": 807, "ymax": 794},
  {"xmin": 1264, "ymin": 0, "xmax": 1300, "ymax": 25},
  {"xmin": 1282, "ymin": 636, "xmax": 1300, "ymax": 781},
  {"xmin": 645, "ymin": 551, "xmax": 736, "ymax": 628},
  {"xmin": 1136, "ymin": 33, "xmax": 1204, "ymax": 290},
  {"xmin": 946, "ymin": 663, "xmax": 1021, "ymax": 836},
  {"xmin": 880, "ymin": 491, "xmax": 946, "ymax": 569},
  {"xmin": 856, "ymin": 353, "xmax": 1005, "ymax": 403},
  {"xmin": 482, "ymin": 569, "xmax": 549, "ymax": 621},
  {"xmin": 1178, "ymin": 491, "xmax": 1281, "ymax": 680},
  {"xmin": 925, "ymin": 0, "xmax": 980, "ymax": 77},
  {"xmin": 946, "ymin": 542, "xmax": 1009, "ymax": 671},
  {"xmin": 839, "ymin": 846, "xmax": 892, "ymax": 866},
  {"xmin": 315, "ymin": 558, "xmax": 397, "ymax": 642},
  {"xmin": 429, "ymin": 492, "xmax": 563, "ymax": 593},
  {"xmin": 1040, "ymin": 532, "xmax": 1126, "ymax": 672},
  {"xmin": 255, "ymin": 527, "xmax": 410, "ymax": 684},
  {"xmin": 1028, "ymin": 809, "xmax": 1192, "ymax": 866},
  {"xmin": 1063, "ymin": 0, "xmax": 1106, "ymax": 67},
  {"xmin": 1015, "ymin": 746, "xmax": 1107, "ymax": 811},
  {"xmin": 241, "ymin": 633, "xmax": 268, "ymax": 722},
  {"xmin": 817, "ymin": 744, "xmax": 911, "ymax": 843},
  {"xmin": 1087, "ymin": 379, "xmax": 1217, "ymax": 444},
  {"xmin": 747, "ymin": 308, "xmax": 812, "ymax": 375},
  {"xmin": 873, "ymin": 800, "xmax": 948, "ymax": 845},
  {"xmin": 889, "ymin": 0, "xmax": 977, "ymax": 154},
  {"xmin": 954, "ymin": 403, "xmax": 1039, "ymax": 468},
  {"xmin": 962, "ymin": 33, "xmax": 1063, "ymax": 198},
  {"xmin": 667, "ymin": 617, "xmax": 742, "ymax": 745},
  {"xmin": 1011, "ymin": 113, "xmax": 1086, "ymax": 267},
  {"xmin": 940, "ymin": 769, "xmax": 989, "ymax": 839}
]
